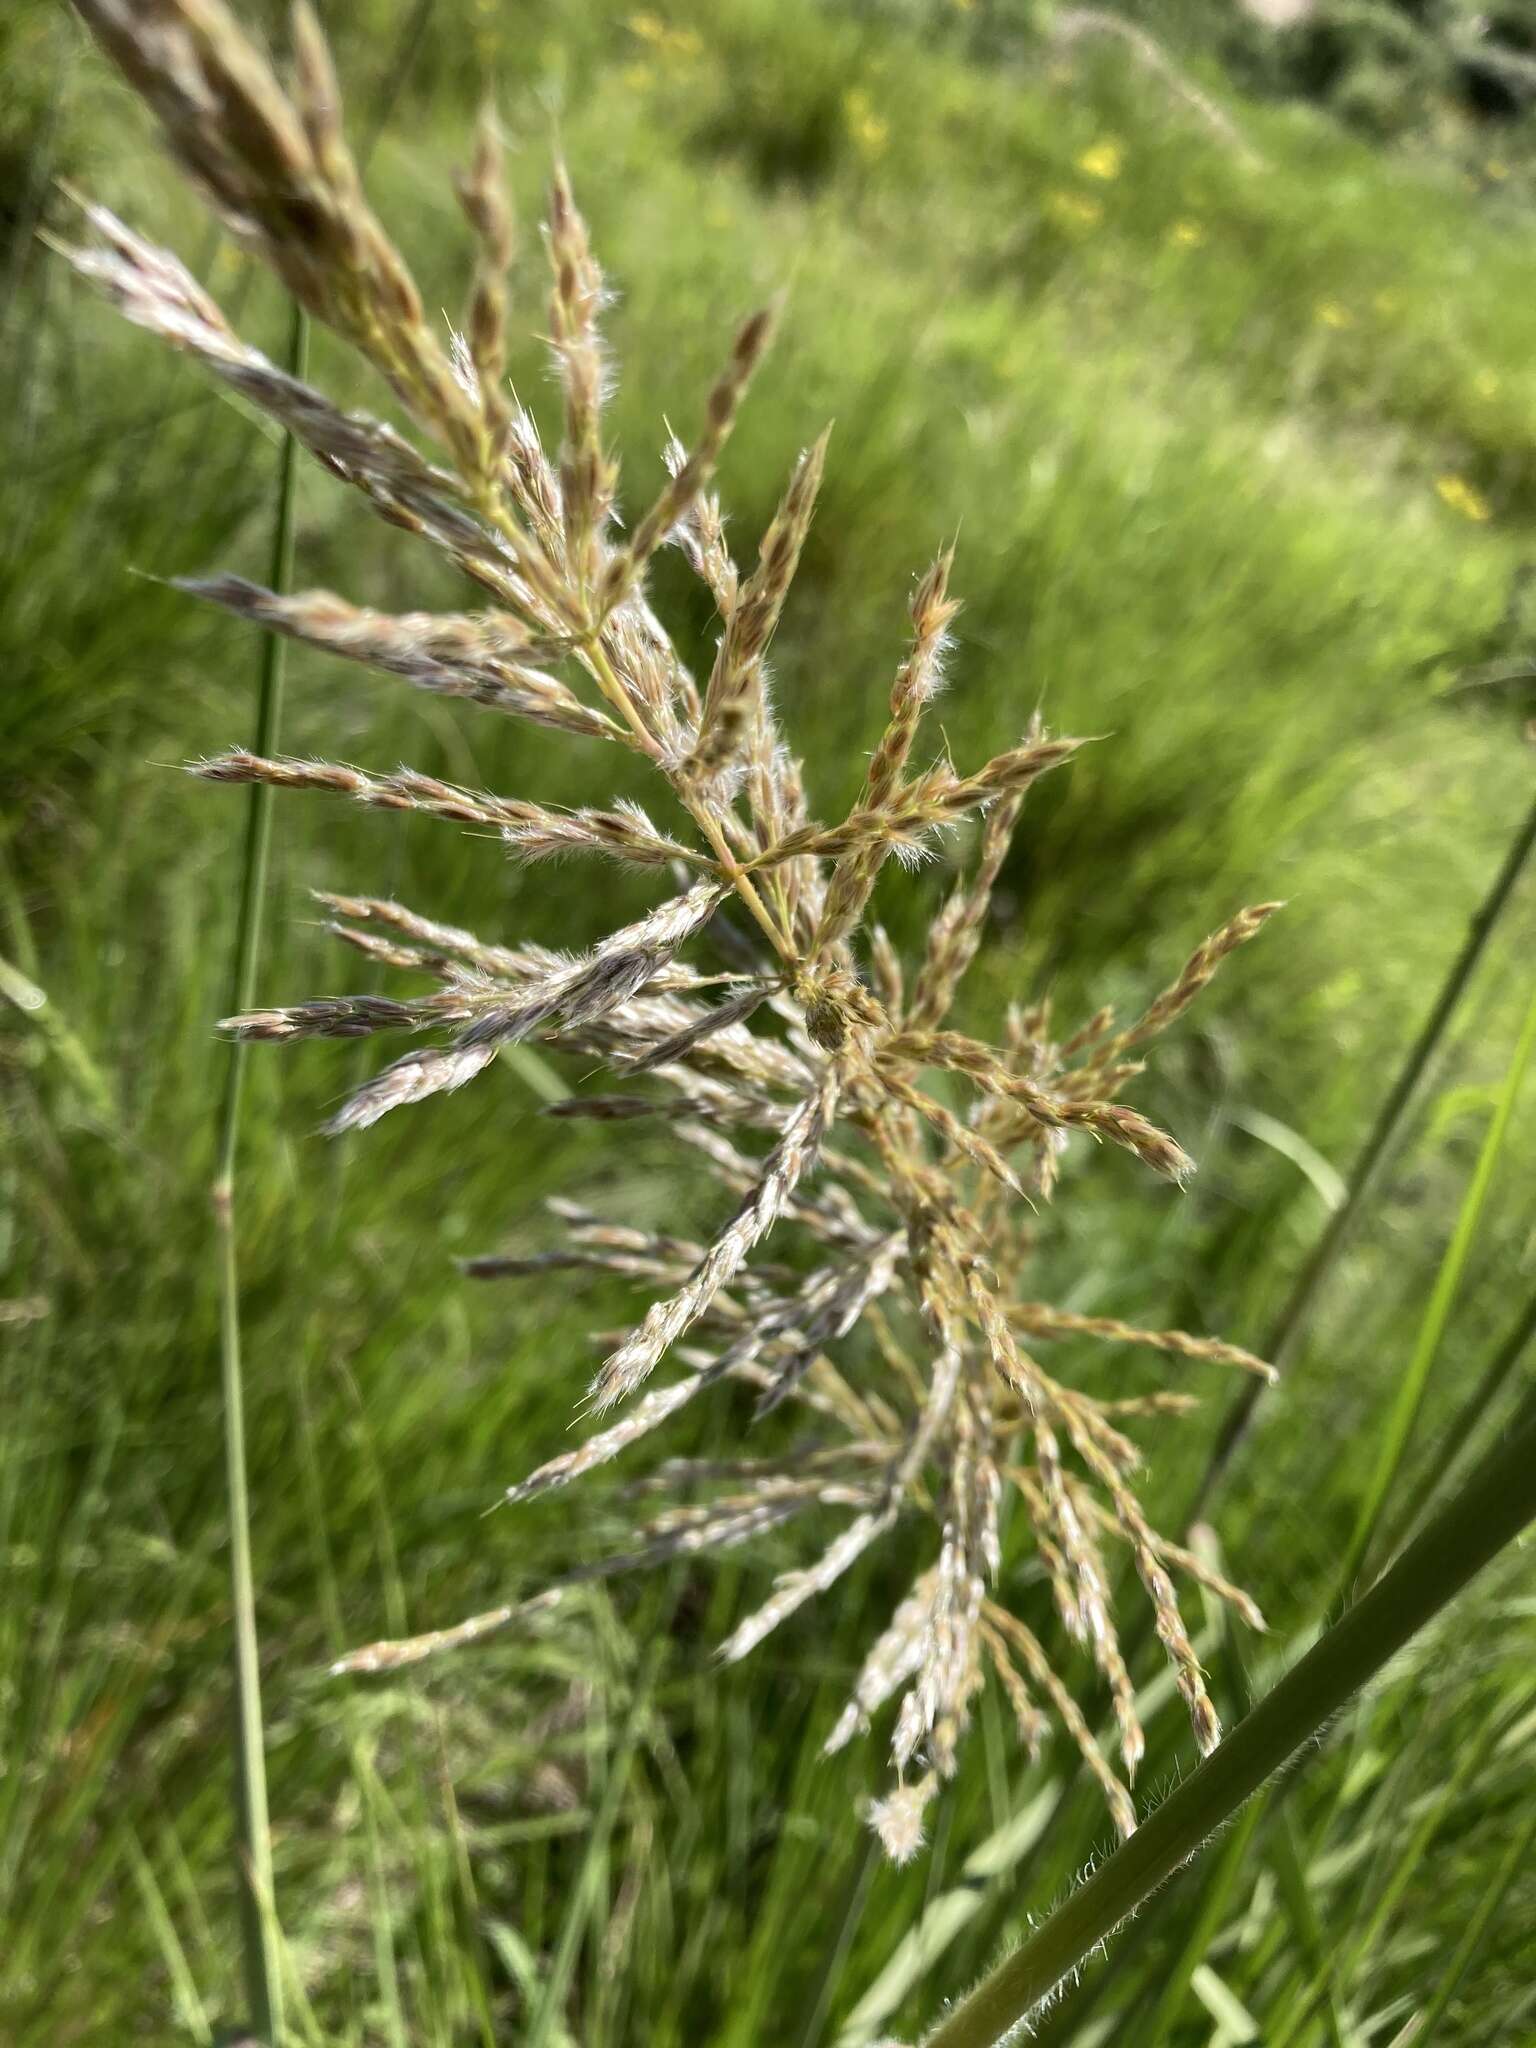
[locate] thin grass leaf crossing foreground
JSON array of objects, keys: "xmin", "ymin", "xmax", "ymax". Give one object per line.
[
  {"xmin": 922, "ymin": 1392, "xmax": 1536, "ymax": 2048},
  {"xmin": 67, "ymin": 0, "xmax": 1281, "ymax": 1855}
]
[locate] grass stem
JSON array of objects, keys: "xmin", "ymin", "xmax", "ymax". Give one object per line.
[{"xmin": 211, "ymin": 295, "xmax": 307, "ymax": 2046}]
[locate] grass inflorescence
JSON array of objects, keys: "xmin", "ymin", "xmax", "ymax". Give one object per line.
[{"xmin": 64, "ymin": 0, "xmax": 1284, "ymax": 1863}]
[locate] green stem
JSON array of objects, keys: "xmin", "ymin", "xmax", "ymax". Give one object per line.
[
  {"xmin": 212, "ymin": 297, "xmax": 306, "ymax": 2046},
  {"xmin": 1187, "ymin": 782, "xmax": 1536, "ymax": 1522},
  {"xmin": 922, "ymin": 1393, "xmax": 1536, "ymax": 2048}
]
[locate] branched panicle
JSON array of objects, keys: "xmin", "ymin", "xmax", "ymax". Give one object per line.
[{"xmin": 71, "ymin": 0, "xmax": 1282, "ymax": 1854}]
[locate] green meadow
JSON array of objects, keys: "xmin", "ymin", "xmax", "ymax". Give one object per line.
[{"xmin": 4, "ymin": 2, "xmax": 1534, "ymax": 2041}]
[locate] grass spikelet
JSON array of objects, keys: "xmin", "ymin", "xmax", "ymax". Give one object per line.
[
  {"xmin": 687, "ymin": 429, "xmax": 830, "ymax": 777},
  {"xmin": 545, "ymin": 160, "xmax": 614, "ymax": 593},
  {"xmin": 1104, "ymin": 899, "xmax": 1285, "ymax": 1057},
  {"xmin": 454, "ymin": 98, "xmax": 515, "ymax": 466},
  {"xmin": 1008, "ymin": 1303, "xmax": 1275, "ymax": 1379},
  {"xmin": 601, "ymin": 304, "xmax": 777, "ymax": 614},
  {"xmin": 814, "ymin": 549, "xmax": 961, "ymax": 953},
  {"xmin": 586, "ymin": 1064, "xmax": 840, "ymax": 1412}
]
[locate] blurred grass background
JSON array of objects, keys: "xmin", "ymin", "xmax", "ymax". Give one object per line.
[{"xmin": 3, "ymin": 0, "xmax": 1535, "ymax": 2042}]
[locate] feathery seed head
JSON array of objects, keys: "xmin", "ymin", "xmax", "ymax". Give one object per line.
[{"xmin": 69, "ymin": 0, "xmax": 1280, "ymax": 1860}]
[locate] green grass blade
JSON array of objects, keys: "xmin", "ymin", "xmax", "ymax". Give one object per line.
[{"xmin": 124, "ymin": 1832, "xmax": 212, "ymax": 2046}]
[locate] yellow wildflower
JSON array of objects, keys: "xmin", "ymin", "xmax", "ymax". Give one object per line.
[
  {"xmin": 1077, "ymin": 140, "xmax": 1123, "ymax": 181},
  {"xmin": 1314, "ymin": 300, "xmax": 1353, "ymax": 331},
  {"xmin": 628, "ymin": 9, "xmax": 666, "ymax": 41},
  {"xmin": 1485, "ymin": 159, "xmax": 1510, "ymax": 182},
  {"xmin": 1436, "ymin": 475, "xmax": 1492, "ymax": 523},
  {"xmin": 1168, "ymin": 219, "xmax": 1205, "ymax": 249},
  {"xmin": 1475, "ymin": 370, "xmax": 1501, "ymax": 400}
]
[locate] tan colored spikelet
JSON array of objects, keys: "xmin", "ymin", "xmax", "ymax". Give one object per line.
[
  {"xmin": 192, "ymin": 750, "xmax": 695, "ymax": 865},
  {"xmin": 324, "ymin": 882, "xmax": 722, "ymax": 1132},
  {"xmin": 74, "ymin": 0, "xmax": 486, "ymax": 460},
  {"xmin": 754, "ymin": 733, "xmax": 1084, "ymax": 868},
  {"xmin": 505, "ymin": 1375, "xmax": 711, "ymax": 1504},
  {"xmin": 813, "ymin": 550, "xmax": 961, "ymax": 953},
  {"xmin": 687, "ymin": 429, "xmax": 829, "ymax": 776},
  {"xmin": 1009, "ymin": 1302, "xmax": 1275, "ymax": 1380},
  {"xmin": 329, "ymin": 1589, "xmax": 563, "ymax": 1675},
  {"xmin": 824, "ymin": 1569, "xmax": 938, "ymax": 1754},
  {"xmin": 586, "ymin": 1064, "xmax": 839, "ymax": 1412},
  {"xmin": 1066, "ymin": 1414, "xmax": 1222, "ymax": 1756},
  {"xmin": 545, "ymin": 161, "xmax": 615, "ymax": 594},
  {"xmin": 601, "ymin": 304, "xmax": 777, "ymax": 615},
  {"xmin": 181, "ymin": 578, "xmax": 614, "ymax": 739},
  {"xmin": 454, "ymin": 99, "xmax": 515, "ymax": 462},
  {"xmin": 324, "ymin": 1038, "xmax": 503, "ymax": 1132},
  {"xmin": 984, "ymin": 1604, "xmax": 1137, "ymax": 1839},
  {"xmin": 866, "ymin": 1774, "xmax": 937, "ymax": 1865},
  {"xmin": 1080, "ymin": 1494, "xmax": 1267, "ymax": 1633},
  {"xmin": 220, "ymin": 988, "xmax": 486, "ymax": 1043},
  {"xmin": 314, "ymin": 891, "xmax": 554, "ymax": 981},
  {"xmin": 906, "ymin": 780, "xmax": 1028, "ymax": 1032},
  {"xmin": 873, "ymin": 1069, "xmax": 1023, "ymax": 1196},
  {"xmin": 1098, "ymin": 901, "xmax": 1285, "ymax": 1062},
  {"xmin": 717, "ymin": 1504, "xmax": 896, "ymax": 1664},
  {"xmin": 984, "ymin": 1628, "xmax": 1049, "ymax": 1759},
  {"xmin": 881, "ymin": 1027, "xmax": 1195, "ymax": 1183}
]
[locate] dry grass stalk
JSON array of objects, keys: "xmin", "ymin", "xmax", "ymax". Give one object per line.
[{"xmin": 69, "ymin": 0, "xmax": 1280, "ymax": 1853}]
